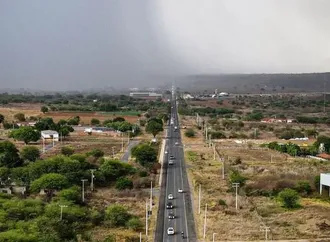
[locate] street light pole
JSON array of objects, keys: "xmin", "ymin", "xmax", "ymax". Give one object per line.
[
  {"xmin": 150, "ymin": 181, "xmax": 153, "ymax": 211},
  {"xmin": 232, "ymin": 183, "xmax": 240, "ymax": 210},
  {"xmin": 203, "ymin": 204, "xmax": 207, "ymax": 239},
  {"xmin": 90, "ymin": 169, "xmax": 95, "ymax": 191},
  {"xmin": 145, "ymin": 199, "xmax": 148, "ymax": 236},
  {"xmin": 213, "ymin": 232, "xmax": 217, "ymax": 242},
  {"xmin": 198, "ymin": 184, "xmax": 201, "ymax": 214},
  {"xmin": 139, "ymin": 232, "xmax": 142, "ymax": 242},
  {"xmin": 59, "ymin": 205, "xmax": 68, "ymax": 221},
  {"xmin": 81, "ymin": 179, "xmax": 88, "ymax": 202}
]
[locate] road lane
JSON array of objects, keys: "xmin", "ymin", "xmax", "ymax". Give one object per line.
[{"xmin": 155, "ymin": 92, "xmax": 197, "ymax": 241}]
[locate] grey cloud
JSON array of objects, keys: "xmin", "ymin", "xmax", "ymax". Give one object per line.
[{"xmin": 0, "ymin": 0, "xmax": 329, "ymax": 91}]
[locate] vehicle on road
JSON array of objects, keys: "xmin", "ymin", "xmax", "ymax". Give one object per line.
[
  {"xmin": 166, "ymin": 202, "xmax": 173, "ymax": 209},
  {"xmin": 169, "ymin": 160, "xmax": 174, "ymax": 165},
  {"xmin": 168, "ymin": 193, "xmax": 174, "ymax": 200},
  {"xmin": 168, "ymin": 213, "xmax": 175, "ymax": 219},
  {"xmin": 170, "ymin": 155, "xmax": 175, "ymax": 160},
  {"xmin": 167, "ymin": 227, "xmax": 175, "ymax": 235},
  {"xmin": 178, "ymin": 189, "xmax": 183, "ymax": 193},
  {"xmin": 174, "ymin": 126, "xmax": 178, "ymax": 131},
  {"xmin": 165, "ymin": 150, "xmax": 168, "ymax": 154},
  {"xmin": 175, "ymin": 142, "xmax": 179, "ymax": 145}
]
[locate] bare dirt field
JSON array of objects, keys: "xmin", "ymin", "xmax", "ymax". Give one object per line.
[{"xmin": 180, "ymin": 117, "xmax": 330, "ymax": 241}]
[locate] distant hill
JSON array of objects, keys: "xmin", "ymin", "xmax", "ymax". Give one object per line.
[{"xmin": 177, "ymin": 73, "xmax": 330, "ymax": 93}]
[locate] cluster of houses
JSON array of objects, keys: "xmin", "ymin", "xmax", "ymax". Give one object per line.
[{"xmin": 261, "ymin": 118, "xmax": 296, "ymax": 123}]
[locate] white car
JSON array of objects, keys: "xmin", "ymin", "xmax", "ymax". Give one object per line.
[
  {"xmin": 167, "ymin": 227, "xmax": 175, "ymax": 235},
  {"xmin": 165, "ymin": 150, "xmax": 168, "ymax": 154},
  {"xmin": 178, "ymin": 189, "xmax": 183, "ymax": 193},
  {"xmin": 175, "ymin": 142, "xmax": 179, "ymax": 145},
  {"xmin": 168, "ymin": 193, "xmax": 174, "ymax": 200}
]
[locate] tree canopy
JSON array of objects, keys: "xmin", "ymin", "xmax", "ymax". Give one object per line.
[
  {"xmin": 145, "ymin": 120, "xmax": 163, "ymax": 137},
  {"xmin": 30, "ymin": 173, "xmax": 69, "ymax": 193},
  {"xmin": 20, "ymin": 146, "xmax": 40, "ymax": 162},
  {"xmin": 9, "ymin": 126, "xmax": 41, "ymax": 144},
  {"xmin": 0, "ymin": 141, "xmax": 22, "ymax": 168}
]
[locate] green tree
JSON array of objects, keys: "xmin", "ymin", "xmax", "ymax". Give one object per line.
[
  {"xmin": 126, "ymin": 217, "xmax": 143, "ymax": 231},
  {"xmin": 91, "ymin": 118, "xmax": 100, "ymax": 126},
  {"xmin": 61, "ymin": 146, "xmax": 74, "ymax": 156},
  {"xmin": 278, "ymin": 188, "xmax": 300, "ymax": 208},
  {"xmin": 30, "ymin": 173, "xmax": 69, "ymax": 194},
  {"xmin": 67, "ymin": 116, "xmax": 80, "ymax": 125},
  {"xmin": 105, "ymin": 204, "xmax": 131, "ymax": 227},
  {"xmin": 20, "ymin": 145, "xmax": 40, "ymax": 162},
  {"xmin": 9, "ymin": 126, "xmax": 41, "ymax": 144},
  {"xmin": 35, "ymin": 117, "xmax": 57, "ymax": 131},
  {"xmin": 99, "ymin": 159, "xmax": 135, "ymax": 182},
  {"xmin": 0, "ymin": 114, "xmax": 4, "ymax": 124},
  {"xmin": 0, "ymin": 141, "xmax": 22, "ymax": 167},
  {"xmin": 115, "ymin": 177, "xmax": 133, "ymax": 190},
  {"xmin": 131, "ymin": 144, "xmax": 157, "ymax": 167},
  {"xmin": 295, "ymin": 181, "xmax": 312, "ymax": 195},
  {"xmin": 314, "ymin": 135, "xmax": 330, "ymax": 153},
  {"xmin": 57, "ymin": 186, "xmax": 81, "ymax": 203},
  {"xmin": 14, "ymin": 113, "xmax": 25, "ymax": 122},
  {"xmin": 146, "ymin": 120, "xmax": 163, "ymax": 137},
  {"xmin": 41, "ymin": 106, "xmax": 49, "ymax": 113}
]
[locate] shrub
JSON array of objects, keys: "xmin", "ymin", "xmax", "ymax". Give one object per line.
[
  {"xmin": 91, "ymin": 118, "xmax": 100, "ymax": 126},
  {"xmin": 139, "ymin": 170, "xmax": 148, "ymax": 177},
  {"xmin": 184, "ymin": 128, "xmax": 195, "ymax": 138},
  {"xmin": 229, "ymin": 170, "xmax": 247, "ymax": 186},
  {"xmin": 87, "ymin": 149, "xmax": 104, "ymax": 158},
  {"xmin": 314, "ymin": 175, "xmax": 320, "ymax": 190},
  {"xmin": 278, "ymin": 188, "xmax": 300, "ymax": 208},
  {"xmin": 295, "ymin": 181, "xmax": 312, "ymax": 195},
  {"xmin": 126, "ymin": 217, "xmax": 143, "ymax": 231},
  {"xmin": 218, "ymin": 199, "xmax": 227, "ymax": 207},
  {"xmin": 61, "ymin": 146, "xmax": 74, "ymax": 156},
  {"xmin": 57, "ymin": 186, "xmax": 81, "ymax": 203},
  {"xmin": 115, "ymin": 177, "xmax": 133, "ymax": 190},
  {"xmin": 105, "ymin": 205, "xmax": 131, "ymax": 227}
]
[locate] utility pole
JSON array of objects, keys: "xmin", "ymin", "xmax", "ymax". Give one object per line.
[
  {"xmin": 59, "ymin": 205, "xmax": 68, "ymax": 221},
  {"xmin": 150, "ymin": 181, "xmax": 153, "ymax": 211},
  {"xmin": 139, "ymin": 232, "xmax": 142, "ymax": 242},
  {"xmin": 213, "ymin": 145, "xmax": 216, "ymax": 160},
  {"xmin": 209, "ymin": 134, "xmax": 212, "ymax": 148},
  {"xmin": 145, "ymin": 199, "xmax": 148, "ymax": 236},
  {"xmin": 203, "ymin": 204, "xmax": 208, "ymax": 239},
  {"xmin": 205, "ymin": 125, "xmax": 208, "ymax": 140},
  {"xmin": 112, "ymin": 147, "xmax": 115, "ymax": 158},
  {"xmin": 121, "ymin": 135, "xmax": 124, "ymax": 152},
  {"xmin": 198, "ymin": 184, "xmax": 201, "ymax": 214},
  {"xmin": 90, "ymin": 169, "xmax": 96, "ymax": 191},
  {"xmin": 212, "ymin": 232, "xmax": 217, "ymax": 242},
  {"xmin": 260, "ymin": 226, "xmax": 270, "ymax": 241},
  {"xmin": 222, "ymin": 157, "xmax": 225, "ymax": 180},
  {"xmin": 232, "ymin": 183, "xmax": 240, "ymax": 210},
  {"xmin": 254, "ymin": 128, "xmax": 257, "ymax": 139},
  {"xmin": 81, "ymin": 179, "xmax": 88, "ymax": 202}
]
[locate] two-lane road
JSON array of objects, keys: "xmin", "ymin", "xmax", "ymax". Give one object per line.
[{"xmin": 155, "ymin": 94, "xmax": 197, "ymax": 242}]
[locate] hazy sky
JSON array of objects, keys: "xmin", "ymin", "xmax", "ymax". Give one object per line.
[{"xmin": 0, "ymin": 0, "xmax": 329, "ymax": 91}]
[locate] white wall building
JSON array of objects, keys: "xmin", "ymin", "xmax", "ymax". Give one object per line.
[
  {"xmin": 41, "ymin": 130, "xmax": 59, "ymax": 141},
  {"xmin": 320, "ymin": 173, "xmax": 330, "ymax": 196}
]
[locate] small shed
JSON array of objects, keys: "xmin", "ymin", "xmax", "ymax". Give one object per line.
[
  {"xmin": 320, "ymin": 173, "xmax": 330, "ymax": 196},
  {"xmin": 41, "ymin": 130, "xmax": 59, "ymax": 141}
]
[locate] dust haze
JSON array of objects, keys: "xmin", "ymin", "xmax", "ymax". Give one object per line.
[{"xmin": 0, "ymin": 0, "xmax": 329, "ymax": 91}]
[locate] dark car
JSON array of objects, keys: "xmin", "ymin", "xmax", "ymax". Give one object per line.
[
  {"xmin": 168, "ymin": 213, "xmax": 175, "ymax": 219},
  {"xmin": 166, "ymin": 202, "xmax": 173, "ymax": 209},
  {"xmin": 170, "ymin": 155, "xmax": 175, "ymax": 160}
]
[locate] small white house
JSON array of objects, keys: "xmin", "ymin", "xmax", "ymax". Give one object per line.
[
  {"xmin": 41, "ymin": 130, "xmax": 59, "ymax": 141},
  {"xmin": 320, "ymin": 173, "xmax": 330, "ymax": 196}
]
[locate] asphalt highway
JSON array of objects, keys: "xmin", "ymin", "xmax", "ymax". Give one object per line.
[{"xmin": 155, "ymin": 95, "xmax": 197, "ymax": 242}]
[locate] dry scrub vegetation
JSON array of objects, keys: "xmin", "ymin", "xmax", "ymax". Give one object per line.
[{"xmin": 181, "ymin": 121, "xmax": 330, "ymax": 241}]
